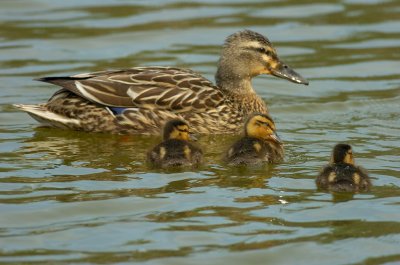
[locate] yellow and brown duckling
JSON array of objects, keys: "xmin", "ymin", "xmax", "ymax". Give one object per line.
[
  {"xmin": 15, "ymin": 30, "xmax": 308, "ymax": 135},
  {"xmin": 316, "ymin": 143, "xmax": 371, "ymax": 192},
  {"xmin": 147, "ymin": 119, "xmax": 203, "ymax": 168},
  {"xmin": 225, "ymin": 113, "xmax": 284, "ymax": 166}
]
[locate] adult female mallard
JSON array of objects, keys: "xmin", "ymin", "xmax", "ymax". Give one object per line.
[
  {"xmin": 147, "ymin": 119, "xmax": 202, "ymax": 168},
  {"xmin": 225, "ymin": 113, "xmax": 284, "ymax": 165},
  {"xmin": 15, "ymin": 30, "xmax": 308, "ymax": 135},
  {"xmin": 316, "ymin": 143, "xmax": 371, "ymax": 192}
]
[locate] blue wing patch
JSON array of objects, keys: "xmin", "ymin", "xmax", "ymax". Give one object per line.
[{"xmin": 109, "ymin": 107, "xmax": 126, "ymax": 115}]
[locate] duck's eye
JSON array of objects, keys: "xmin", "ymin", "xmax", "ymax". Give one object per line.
[
  {"xmin": 257, "ymin": 47, "xmax": 266, "ymax": 53},
  {"xmin": 256, "ymin": 47, "xmax": 272, "ymax": 56}
]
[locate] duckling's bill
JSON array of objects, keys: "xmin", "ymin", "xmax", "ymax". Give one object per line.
[{"xmin": 270, "ymin": 131, "xmax": 282, "ymax": 144}]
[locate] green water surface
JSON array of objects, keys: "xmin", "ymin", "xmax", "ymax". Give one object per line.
[{"xmin": 1, "ymin": 0, "xmax": 400, "ymax": 264}]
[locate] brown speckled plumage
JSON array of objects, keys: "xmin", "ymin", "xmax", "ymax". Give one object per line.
[{"xmin": 15, "ymin": 30, "xmax": 308, "ymax": 135}]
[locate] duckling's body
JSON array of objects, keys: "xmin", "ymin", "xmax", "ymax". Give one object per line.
[
  {"xmin": 226, "ymin": 137, "xmax": 283, "ymax": 165},
  {"xmin": 316, "ymin": 144, "xmax": 371, "ymax": 192},
  {"xmin": 225, "ymin": 114, "xmax": 284, "ymax": 166},
  {"xmin": 147, "ymin": 120, "xmax": 202, "ymax": 168},
  {"xmin": 15, "ymin": 30, "xmax": 308, "ymax": 135}
]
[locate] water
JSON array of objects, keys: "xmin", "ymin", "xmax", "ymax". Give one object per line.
[{"xmin": 1, "ymin": 0, "xmax": 400, "ymax": 264}]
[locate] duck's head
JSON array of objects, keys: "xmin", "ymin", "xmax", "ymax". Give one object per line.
[
  {"xmin": 245, "ymin": 113, "xmax": 282, "ymax": 143},
  {"xmin": 163, "ymin": 119, "xmax": 190, "ymax": 141},
  {"xmin": 216, "ymin": 30, "xmax": 308, "ymax": 87},
  {"xmin": 331, "ymin": 143, "xmax": 355, "ymax": 165}
]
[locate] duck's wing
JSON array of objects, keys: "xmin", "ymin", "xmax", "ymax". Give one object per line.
[
  {"xmin": 37, "ymin": 67, "xmax": 224, "ymax": 113},
  {"xmin": 227, "ymin": 138, "xmax": 259, "ymax": 158},
  {"xmin": 316, "ymin": 165, "xmax": 334, "ymax": 188},
  {"xmin": 147, "ymin": 142, "xmax": 166, "ymax": 167},
  {"xmin": 188, "ymin": 143, "xmax": 203, "ymax": 165},
  {"xmin": 355, "ymin": 166, "xmax": 372, "ymax": 190}
]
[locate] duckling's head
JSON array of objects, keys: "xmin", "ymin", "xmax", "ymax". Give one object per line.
[
  {"xmin": 216, "ymin": 30, "xmax": 308, "ymax": 88},
  {"xmin": 244, "ymin": 113, "xmax": 282, "ymax": 143},
  {"xmin": 163, "ymin": 119, "xmax": 190, "ymax": 141},
  {"xmin": 331, "ymin": 143, "xmax": 355, "ymax": 165}
]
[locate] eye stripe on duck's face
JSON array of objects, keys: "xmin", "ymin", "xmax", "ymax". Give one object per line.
[
  {"xmin": 245, "ymin": 45, "xmax": 276, "ymax": 58},
  {"xmin": 254, "ymin": 117, "xmax": 275, "ymax": 130},
  {"xmin": 244, "ymin": 45, "xmax": 280, "ymax": 76},
  {"xmin": 177, "ymin": 125, "xmax": 189, "ymax": 133},
  {"xmin": 256, "ymin": 47, "xmax": 272, "ymax": 56},
  {"xmin": 168, "ymin": 124, "xmax": 190, "ymax": 141},
  {"xmin": 246, "ymin": 115, "xmax": 277, "ymax": 139}
]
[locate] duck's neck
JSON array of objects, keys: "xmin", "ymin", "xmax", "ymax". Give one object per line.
[
  {"xmin": 215, "ymin": 71, "xmax": 268, "ymax": 114},
  {"xmin": 215, "ymin": 60, "xmax": 251, "ymax": 91}
]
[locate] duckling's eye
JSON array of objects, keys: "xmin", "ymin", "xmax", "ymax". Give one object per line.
[{"xmin": 256, "ymin": 121, "xmax": 270, "ymax": 127}]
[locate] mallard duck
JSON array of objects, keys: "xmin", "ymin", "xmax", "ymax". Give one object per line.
[
  {"xmin": 147, "ymin": 119, "xmax": 202, "ymax": 168},
  {"xmin": 225, "ymin": 113, "xmax": 284, "ymax": 165},
  {"xmin": 15, "ymin": 30, "xmax": 308, "ymax": 135},
  {"xmin": 316, "ymin": 143, "xmax": 371, "ymax": 192}
]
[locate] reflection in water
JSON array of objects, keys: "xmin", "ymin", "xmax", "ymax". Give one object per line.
[
  {"xmin": 330, "ymin": 192, "xmax": 355, "ymax": 202},
  {"xmin": 7, "ymin": 127, "xmax": 278, "ymax": 201},
  {"xmin": 0, "ymin": 0, "xmax": 400, "ymax": 264}
]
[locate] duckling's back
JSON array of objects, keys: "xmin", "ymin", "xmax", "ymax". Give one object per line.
[
  {"xmin": 317, "ymin": 163, "xmax": 371, "ymax": 192},
  {"xmin": 147, "ymin": 139, "xmax": 202, "ymax": 168}
]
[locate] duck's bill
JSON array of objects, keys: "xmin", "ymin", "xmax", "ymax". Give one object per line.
[{"xmin": 270, "ymin": 62, "xmax": 309, "ymax": 85}]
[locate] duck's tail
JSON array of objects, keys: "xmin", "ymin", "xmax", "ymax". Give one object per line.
[{"xmin": 13, "ymin": 104, "xmax": 80, "ymax": 129}]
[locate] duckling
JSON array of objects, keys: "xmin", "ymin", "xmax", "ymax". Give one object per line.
[
  {"xmin": 147, "ymin": 119, "xmax": 203, "ymax": 168},
  {"xmin": 225, "ymin": 113, "xmax": 284, "ymax": 166},
  {"xmin": 316, "ymin": 143, "xmax": 371, "ymax": 192}
]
